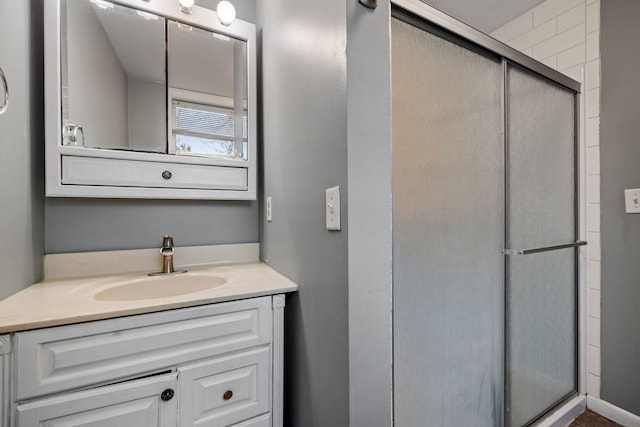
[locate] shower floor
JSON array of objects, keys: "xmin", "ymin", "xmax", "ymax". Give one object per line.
[{"xmin": 568, "ymin": 410, "xmax": 622, "ymax": 426}]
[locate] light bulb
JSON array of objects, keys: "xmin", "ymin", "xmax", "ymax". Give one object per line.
[
  {"xmin": 217, "ymin": 1, "xmax": 236, "ymax": 26},
  {"xmin": 179, "ymin": 0, "xmax": 195, "ymax": 14}
]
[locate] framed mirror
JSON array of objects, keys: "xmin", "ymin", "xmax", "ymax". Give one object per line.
[{"xmin": 45, "ymin": 0, "xmax": 257, "ymax": 199}]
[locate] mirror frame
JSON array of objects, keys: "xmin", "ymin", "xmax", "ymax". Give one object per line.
[{"xmin": 44, "ymin": 0, "xmax": 257, "ymax": 200}]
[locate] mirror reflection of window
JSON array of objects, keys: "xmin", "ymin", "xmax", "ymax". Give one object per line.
[
  {"xmin": 167, "ymin": 21, "xmax": 248, "ymax": 160},
  {"xmin": 172, "ymin": 98, "xmax": 248, "ymax": 159},
  {"xmin": 61, "ymin": 0, "xmax": 166, "ymax": 152}
]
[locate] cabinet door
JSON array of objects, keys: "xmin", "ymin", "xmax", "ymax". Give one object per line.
[
  {"xmin": 16, "ymin": 373, "xmax": 178, "ymax": 427},
  {"xmin": 178, "ymin": 347, "xmax": 270, "ymax": 426}
]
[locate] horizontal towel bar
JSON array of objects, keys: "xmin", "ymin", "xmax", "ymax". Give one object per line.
[{"xmin": 501, "ymin": 241, "xmax": 587, "ymax": 256}]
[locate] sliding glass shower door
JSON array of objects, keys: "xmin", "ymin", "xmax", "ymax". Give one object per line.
[
  {"xmin": 505, "ymin": 65, "xmax": 579, "ymax": 426},
  {"xmin": 391, "ymin": 11, "xmax": 580, "ymax": 427},
  {"xmin": 392, "ymin": 16, "xmax": 505, "ymax": 426}
]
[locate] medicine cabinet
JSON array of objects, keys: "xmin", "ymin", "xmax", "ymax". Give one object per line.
[{"xmin": 44, "ymin": 0, "xmax": 257, "ymax": 199}]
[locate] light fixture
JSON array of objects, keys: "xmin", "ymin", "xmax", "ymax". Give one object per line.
[
  {"xmin": 216, "ymin": 1, "xmax": 236, "ymax": 26},
  {"xmin": 179, "ymin": 0, "xmax": 194, "ymax": 14}
]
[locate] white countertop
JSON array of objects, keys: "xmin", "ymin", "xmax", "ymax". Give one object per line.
[{"xmin": 0, "ymin": 262, "xmax": 298, "ymax": 333}]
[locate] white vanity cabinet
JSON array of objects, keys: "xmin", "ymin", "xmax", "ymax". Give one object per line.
[{"xmin": 1, "ymin": 295, "xmax": 286, "ymax": 427}]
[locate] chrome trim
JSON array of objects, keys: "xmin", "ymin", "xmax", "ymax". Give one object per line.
[
  {"xmin": 501, "ymin": 241, "xmax": 587, "ymax": 256},
  {"xmin": 0, "ymin": 66, "xmax": 8, "ymax": 114},
  {"xmin": 391, "ymin": 0, "xmax": 582, "ymax": 93}
]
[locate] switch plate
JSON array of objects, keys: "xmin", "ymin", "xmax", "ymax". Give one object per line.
[
  {"xmin": 326, "ymin": 186, "xmax": 341, "ymax": 231},
  {"xmin": 266, "ymin": 196, "xmax": 273, "ymax": 221},
  {"xmin": 624, "ymin": 189, "xmax": 640, "ymax": 213}
]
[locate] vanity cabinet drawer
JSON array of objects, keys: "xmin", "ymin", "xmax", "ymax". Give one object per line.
[
  {"xmin": 15, "ymin": 372, "xmax": 178, "ymax": 427},
  {"xmin": 178, "ymin": 346, "xmax": 270, "ymax": 426},
  {"xmin": 231, "ymin": 414, "xmax": 271, "ymax": 427},
  {"xmin": 14, "ymin": 297, "xmax": 271, "ymax": 400},
  {"xmin": 61, "ymin": 155, "xmax": 248, "ymax": 191}
]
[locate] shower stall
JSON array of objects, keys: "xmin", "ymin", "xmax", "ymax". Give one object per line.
[{"xmin": 391, "ymin": 2, "xmax": 583, "ymax": 426}]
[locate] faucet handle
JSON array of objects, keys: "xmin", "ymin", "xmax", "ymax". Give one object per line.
[
  {"xmin": 160, "ymin": 235, "xmax": 174, "ymax": 256},
  {"xmin": 161, "ymin": 235, "xmax": 174, "ymax": 248}
]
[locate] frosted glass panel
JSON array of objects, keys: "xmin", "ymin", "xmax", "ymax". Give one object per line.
[
  {"xmin": 507, "ymin": 66, "xmax": 576, "ymax": 249},
  {"xmin": 392, "ymin": 18, "xmax": 504, "ymax": 426},
  {"xmin": 506, "ymin": 65, "xmax": 577, "ymax": 426},
  {"xmin": 506, "ymin": 251, "xmax": 577, "ymax": 426}
]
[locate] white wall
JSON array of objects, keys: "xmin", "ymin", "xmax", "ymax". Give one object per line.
[
  {"xmin": 127, "ymin": 79, "xmax": 165, "ymax": 152},
  {"xmin": 65, "ymin": 0, "xmax": 129, "ymax": 149},
  {"xmin": 491, "ymin": 0, "xmax": 602, "ymax": 398}
]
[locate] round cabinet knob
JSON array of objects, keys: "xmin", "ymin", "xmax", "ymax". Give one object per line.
[
  {"xmin": 161, "ymin": 389, "xmax": 175, "ymax": 401},
  {"xmin": 162, "ymin": 170, "xmax": 172, "ymax": 180},
  {"xmin": 223, "ymin": 390, "xmax": 233, "ymax": 401}
]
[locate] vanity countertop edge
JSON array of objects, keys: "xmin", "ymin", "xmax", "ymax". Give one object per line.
[{"xmin": 0, "ymin": 262, "xmax": 298, "ymax": 334}]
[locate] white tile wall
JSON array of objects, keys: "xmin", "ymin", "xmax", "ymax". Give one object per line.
[
  {"xmin": 586, "ymin": 2, "xmax": 600, "ymax": 33},
  {"xmin": 588, "ymin": 317, "xmax": 601, "ymax": 347},
  {"xmin": 587, "ymin": 146, "xmax": 600, "ymax": 176},
  {"xmin": 557, "ymin": 43, "xmax": 586, "ymax": 70},
  {"xmin": 587, "ymin": 344, "xmax": 601, "ymax": 376},
  {"xmin": 587, "ymin": 289, "xmax": 601, "ymax": 318},
  {"xmin": 587, "ymin": 261, "xmax": 600, "ymax": 290},
  {"xmin": 557, "ymin": 4, "xmax": 585, "ymax": 32},
  {"xmin": 586, "ymin": 31, "xmax": 600, "ymax": 61},
  {"xmin": 586, "ymin": 117, "xmax": 600, "ymax": 147},
  {"xmin": 587, "ymin": 373, "xmax": 601, "ymax": 399},
  {"xmin": 587, "ymin": 175, "xmax": 600, "ymax": 204},
  {"xmin": 509, "ymin": 19, "xmax": 557, "ymax": 51},
  {"xmin": 588, "ymin": 231, "xmax": 601, "ymax": 261},
  {"xmin": 533, "ymin": 0, "xmax": 583, "ymax": 27},
  {"xmin": 492, "ymin": 0, "xmax": 601, "ymax": 398},
  {"xmin": 587, "ymin": 201, "xmax": 600, "ymax": 232},
  {"xmin": 533, "ymin": 23, "xmax": 584, "ymax": 58}
]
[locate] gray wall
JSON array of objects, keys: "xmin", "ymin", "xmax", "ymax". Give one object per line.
[
  {"xmin": 45, "ymin": 199, "xmax": 257, "ymax": 253},
  {"xmin": 257, "ymin": 0, "xmax": 349, "ymax": 425},
  {"xmin": 600, "ymin": 0, "xmax": 640, "ymax": 416},
  {"xmin": 0, "ymin": 0, "xmax": 45, "ymax": 299},
  {"xmin": 45, "ymin": 1, "xmax": 259, "ymax": 255}
]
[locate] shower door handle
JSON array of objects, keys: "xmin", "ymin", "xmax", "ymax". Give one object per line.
[
  {"xmin": 0, "ymin": 66, "xmax": 8, "ymax": 115},
  {"xmin": 501, "ymin": 240, "xmax": 587, "ymax": 256}
]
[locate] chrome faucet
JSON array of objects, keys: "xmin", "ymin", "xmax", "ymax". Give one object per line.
[{"xmin": 149, "ymin": 235, "xmax": 187, "ymax": 276}]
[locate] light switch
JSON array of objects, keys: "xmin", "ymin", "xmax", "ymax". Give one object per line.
[
  {"xmin": 624, "ymin": 189, "xmax": 640, "ymax": 213},
  {"xmin": 266, "ymin": 196, "xmax": 273, "ymax": 221},
  {"xmin": 326, "ymin": 186, "xmax": 341, "ymax": 231}
]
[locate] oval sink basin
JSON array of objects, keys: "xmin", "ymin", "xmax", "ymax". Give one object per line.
[{"xmin": 94, "ymin": 273, "xmax": 227, "ymax": 301}]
